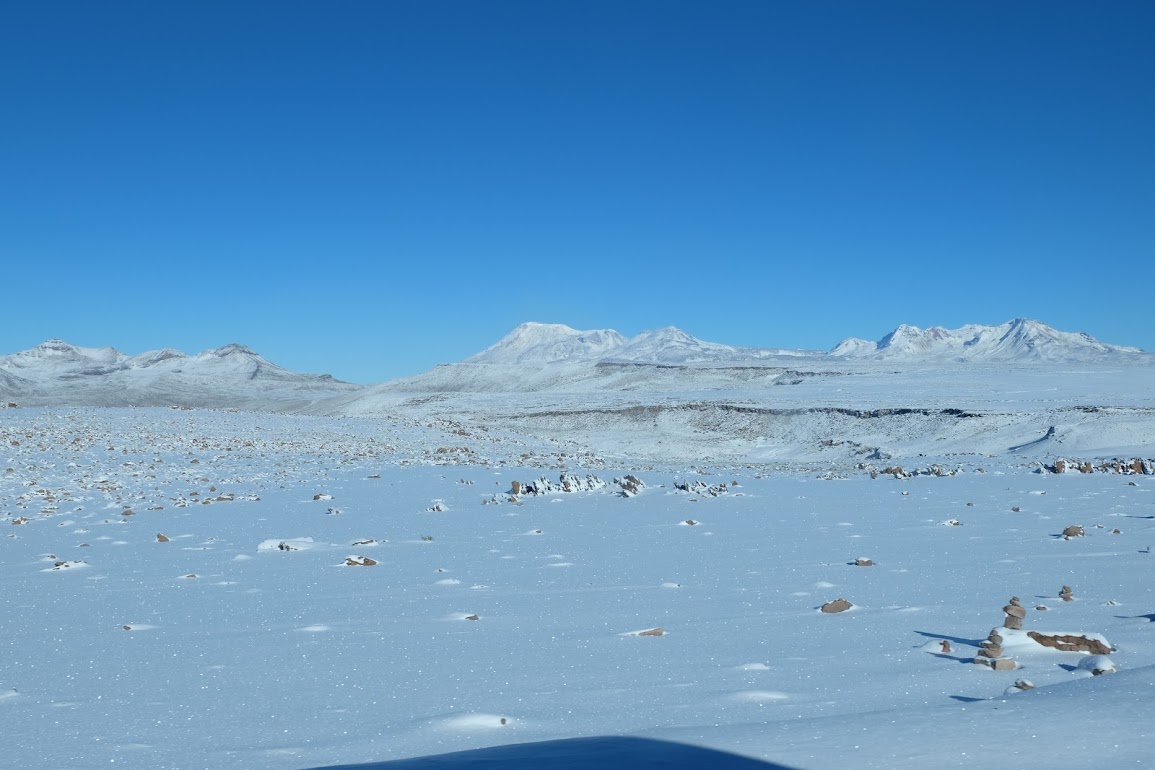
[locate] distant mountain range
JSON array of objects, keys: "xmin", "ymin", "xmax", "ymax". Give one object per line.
[
  {"xmin": 470, "ymin": 319, "xmax": 1145, "ymax": 366},
  {"xmin": 0, "ymin": 320, "xmax": 1146, "ymax": 408},
  {"xmin": 0, "ymin": 339, "xmax": 357, "ymax": 408},
  {"xmin": 830, "ymin": 318, "xmax": 1143, "ymax": 362}
]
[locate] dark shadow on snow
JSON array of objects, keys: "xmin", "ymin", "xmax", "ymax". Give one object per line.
[
  {"xmin": 915, "ymin": 630, "xmax": 982, "ymax": 647},
  {"xmin": 949, "ymin": 695, "xmax": 985, "ymax": 703},
  {"xmin": 1007, "ymin": 426, "xmax": 1055, "ymax": 452},
  {"xmin": 928, "ymin": 652, "xmax": 976, "ymax": 664},
  {"xmin": 1116, "ymin": 613, "xmax": 1155, "ymax": 622},
  {"xmin": 307, "ymin": 736, "xmax": 798, "ymax": 770}
]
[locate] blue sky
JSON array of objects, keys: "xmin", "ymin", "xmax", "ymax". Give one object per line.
[{"xmin": 2, "ymin": 1, "xmax": 1151, "ymax": 382}]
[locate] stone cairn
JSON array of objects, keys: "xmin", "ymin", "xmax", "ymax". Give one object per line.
[
  {"xmin": 1060, "ymin": 585, "xmax": 1074, "ymax": 602},
  {"xmin": 975, "ymin": 597, "xmax": 1024, "ymax": 670}
]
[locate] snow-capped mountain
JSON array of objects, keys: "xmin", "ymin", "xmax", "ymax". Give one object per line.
[
  {"xmin": 465, "ymin": 323, "xmax": 628, "ymax": 365},
  {"xmin": 0, "ymin": 340, "xmax": 359, "ymax": 408},
  {"xmin": 466, "ymin": 322, "xmax": 794, "ymax": 366},
  {"xmin": 831, "ymin": 319, "xmax": 1145, "ymax": 362}
]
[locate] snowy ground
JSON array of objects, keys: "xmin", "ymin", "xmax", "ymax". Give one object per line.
[{"xmin": 2, "ymin": 408, "xmax": 1153, "ymax": 768}]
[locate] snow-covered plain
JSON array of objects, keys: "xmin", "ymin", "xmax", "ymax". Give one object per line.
[
  {"xmin": 2, "ymin": 405, "xmax": 1154, "ymax": 769},
  {"xmin": 2, "ymin": 321, "xmax": 1154, "ymax": 768}
]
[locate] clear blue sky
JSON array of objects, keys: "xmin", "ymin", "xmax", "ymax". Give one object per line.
[{"xmin": 2, "ymin": 1, "xmax": 1151, "ymax": 382}]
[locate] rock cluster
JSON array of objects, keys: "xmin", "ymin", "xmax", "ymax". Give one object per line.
[
  {"xmin": 614, "ymin": 475, "xmax": 645, "ymax": 497},
  {"xmin": 513, "ymin": 473, "xmax": 609, "ymax": 496},
  {"xmin": 673, "ymin": 480, "xmax": 729, "ymax": 497},
  {"xmin": 1059, "ymin": 585, "xmax": 1074, "ymax": 602},
  {"xmin": 1043, "ymin": 457, "xmax": 1154, "ymax": 475},
  {"xmin": 1003, "ymin": 596, "xmax": 1026, "ymax": 630}
]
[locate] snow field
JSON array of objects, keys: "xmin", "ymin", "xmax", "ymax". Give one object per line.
[{"xmin": 2, "ymin": 410, "xmax": 1153, "ymax": 767}]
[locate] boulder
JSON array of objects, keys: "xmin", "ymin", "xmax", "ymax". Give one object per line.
[
  {"xmin": 1027, "ymin": 632, "xmax": 1111, "ymax": 655},
  {"xmin": 820, "ymin": 598, "xmax": 853, "ymax": 614}
]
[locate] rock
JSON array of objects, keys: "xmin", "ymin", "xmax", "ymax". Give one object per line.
[
  {"xmin": 1036, "ymin": 605, "xmax": 1049, "ymax": 611},
  {"xmin": 820, "ymin": 598, "xmax": 853, "ymax": 614},
  {"xmin": 1012, "ymin": 679, "xmax": 1035, "ymax": 691},
  {"xmin": 1003, "ymin": 604, "xmax": 1026, "ymax": 619},
  {"xmin": 977, "ymin": 646, "xmax": 1003, "ymax": 659},
  {"xmin": 1027, "ymin": 631, "xmax": 1111, "ymax": 655},
  {"xmin": 1060, "ymin": 585, "xmax": 1074, "ymax": 602},
  {"xmin": 464, "ymin": 614, "xmax": 480, "ymax": 621},
  {"xmin": 1062, "ymin": 525, "xmax": 1085, "ymax": 538},
  {"xmin": 344, "ymin": 556, "xmax": 377, "ymax": 566},
  {"xmin": 854, "ymin": 558, "xmax": 874, "ymax": 567},
  {"xmin": 987, "ymin": 630, "xmax": 1004, "ymax": 646},
  {"xmin": 1011, "ymin": 506, "xmax": 1021, "ymax": 512},
  {"xmin": 1077, "ymin": 655, "xmax": 1117, "ymax": 676},
  {"xmin": 1054, "ymin": 459, "xmax": 1067, "ymax": 473},
  {"xmin": 991, "ymin": 658, "xmax": 1017, "ymax": 671},
  {"xmin": 156, "ymin": 533, "xmax": 170, "ymax": 543},
  {"xmin": 1004, "ymin": 615, "xmax": 1023, "ymax": 630},
  {"xmin": 940, "ymin": 640, "xmax": 951, "ymax": 653},
  {"xmin": 637, "ymin": 627, "xmax": 665, "ymax": 637},
  {"xmin": 510, "ymin": 480, "xmax": 521, "ymax": 495}
]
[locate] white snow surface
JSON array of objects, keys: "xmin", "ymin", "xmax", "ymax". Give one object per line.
[{"xmin": 2, "ymin": 402, "xmax": 1154, "ymax": 769}]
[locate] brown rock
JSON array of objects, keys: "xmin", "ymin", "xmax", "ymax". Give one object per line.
[
  {"xmin": 1054, "ymin": 459, "xmax": 1067, "ymax": 473},
  {"xmin": 1062, "ymin": 525, "xmax": 1085, "ymax": 538},
  {"xmin": 1004, "ymin": 615, "xmax": 1023, "ymax": 630},
  {"xmin": 511, "ymin": 480, "xmax": 521, "ymax": 495},
  {"xmin": 344, "ymin": 556, "xmax": 377, "ymax": 566},
  {"xmin": 977, "ymin": 646, "xmax": 1003, "ymax": 659},
  {"xmin": 854, "ymin": 558, "xmax": 874, "ymax": 567},
  {"xmin": 987, "ymin": 630, "xmax": 1004, "ymax": 645},
  {"xmin": 1012, "ymin": 679, "xmax": 1035, "ymax": 691},
  {"xmin": 991, "ymin": 658, "xmax": 1017, "ymax": 671},
  {"xmin": 156, "ymin": 533, "xmax": 170, "ymax": 543},
  {"xmin": 464, "ymin": 614, "xmax": 480, "ymax": 621},
  {"xmin": 1079, "ymin": 462, "xmax": 1093, "ymax": 474},
  {"xmin": 940, "ymin": 640, "xmax": 951, "ymax": 653},
  {"xmin": 1009, "ymin": 596, "xmax": 1022, "ymax": 607},
  {"xmin": 820, "ymin": 598, "xmax": 853, "ymax": 614},
  {"xmin": 1059, "ymin": 585, "xmax": 1074, "ymax": 602},
  {"xmin": 637, "ymin": 627, "xmax": 665, "ymax": 636},
  {"xmin": 1027, "ymin": 631, "xmax": 1111, "ymax": 655},
  {"xmin": 1003, "ymin": 604, "xmax": 1026, "ymax": 619}
]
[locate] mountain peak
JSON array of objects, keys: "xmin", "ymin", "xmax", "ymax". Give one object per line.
[{"xmin": 465, "ymin": 323, "xmax": 628, "ymax": 365}]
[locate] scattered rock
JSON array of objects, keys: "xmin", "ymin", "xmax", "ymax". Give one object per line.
[
  {"xmin": 345, "ymin": 556, "xmax": 377, "ymax": 566},
  {"xmin": 820, "ymin": 598, "xmax": 853, "ymax": 614},
  {"xmin": 1077, "ymin": 655, "xmax": 1117, "ymax": 676}
]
